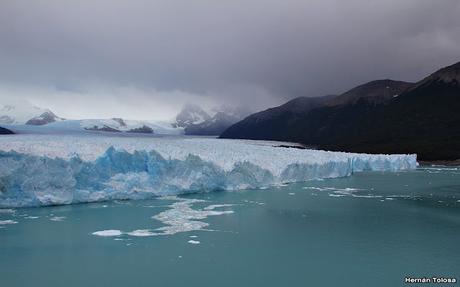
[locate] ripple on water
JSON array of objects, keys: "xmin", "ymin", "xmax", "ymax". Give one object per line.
[{"xmin": 304, "ymin": 186, "xmax": 386, "ymax": 199}]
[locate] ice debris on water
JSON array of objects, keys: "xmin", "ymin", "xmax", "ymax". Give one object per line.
[
  {"xmin": 0, "ymin": 220, "xmax": 17, "ymax": 225},
  {"xmin": 49, "ymin": 216, "xmax": 66, "ymax": 222},
  {"xmin": 93, "ymin": 197, "xmax": 234, "ymax": 238},
  {"xmin": 92, "ymin": 230, "xmax": 123, "ymax": 237}
]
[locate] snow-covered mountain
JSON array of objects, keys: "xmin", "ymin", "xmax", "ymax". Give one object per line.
[
  {"xmin": 0, "ymin": 102, "xmax": 64, "ymax": 125},
  {"xmin": 174, "ymin": 103, "xmax": 250, "ymax": 135},
  {"xmin": 174, "ymin": 103, "xmax": 211, "ymax": 128},
  {"xmin": 26, "ymin": 111, "xmax": 64, "ymax": 125}
]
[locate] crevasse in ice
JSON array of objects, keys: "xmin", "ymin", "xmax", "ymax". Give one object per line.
[{"xmin": 0, "ymin": 136, "xmax": 417, "ymax": 207}]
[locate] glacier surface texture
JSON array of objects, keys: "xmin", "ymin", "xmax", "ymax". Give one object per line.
[{"xmin": 0, "ymin": 135, "xmax": 417, "ymax": 207}]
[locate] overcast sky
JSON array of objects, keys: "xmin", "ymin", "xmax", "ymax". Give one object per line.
[{"xmin": 1, "ymin": 0, "xmax": 460, "ymax": 120}]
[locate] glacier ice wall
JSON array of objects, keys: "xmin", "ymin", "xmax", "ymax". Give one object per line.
[{"xmin": 0, "ymin": 142, "xmax": 417, "ymax": 207}]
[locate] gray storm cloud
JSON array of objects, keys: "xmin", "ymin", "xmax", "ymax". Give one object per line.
[{"xmin": 0, "ymin": 0, "xmax": 459, "ymax": 120}]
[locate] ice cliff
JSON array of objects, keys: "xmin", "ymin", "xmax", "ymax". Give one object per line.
[{"xmin": 0, "ymin": 135, "xmax": 417, "ymax": 207}]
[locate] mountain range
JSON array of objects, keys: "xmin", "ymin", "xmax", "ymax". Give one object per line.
[
  {"xmin": 221, "ymin": 61, "xmax": 460, "ymax": 161},
  {"xmin": 0, "ymin": 101, "xmax": 247, "ymax": 136},
  {"xmin": 0, "ymin": 101, "xmax": 180, "ymax": 134},
  {"xmin": 2, "ymin": 61, "xmax": 458, "ymax": 160}
]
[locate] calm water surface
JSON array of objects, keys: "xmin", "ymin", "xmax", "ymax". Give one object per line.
[{"xmin": 1, "ymin": 167, "xmax": 459, "ymax": 287}]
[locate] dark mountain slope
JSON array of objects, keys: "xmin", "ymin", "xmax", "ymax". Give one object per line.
[
  {"xmin": 326, "ymin": 79, "xmax": 413, "ymax": 106},
  {"xmin": 0, "ymin": 127, "xmax": 14, "ymax": 134},
  {"xmin": 221, "ymin": 79, "xmax": 412, "ymax": 140},
  {"xmin": 221, "ymin": 61, "xmax": 460, "ymax": 160},
  {"xmin": 220, "ymin": 96, "xmax": 334, "ymax": 140},
  {"xmin": 289, "ymin": 80, "xmax": 460, "ymax": 160}
]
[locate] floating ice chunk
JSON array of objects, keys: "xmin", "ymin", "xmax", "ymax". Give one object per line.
[
  {"xmin": 152, "ymin": 197, "xmax": 234, "ymax": 235},
  {"xmin": 203, "ymin": 204, "xmax": 233, "ymax": 210},
  {"xmin": 330, "ymin": 188, "xmax": 363, "ymax": 196},
  {"xmin": 92, "ymin": 230, "xmax": 123, "ymax": 237},
  {"xmin": 321, "ymin": 187, "xmax": 385, "ymax": 199},
  {"xmin": 275, "ymin": 183, "xmax": 289, "ymax": 187},
  {"xmin": 350, "ymin": 194, "xmax": 383, "ymax": 198},
  {"xmin": 188, "ymin": 240, "xmax": 200, "ymax": 244},
  {"xmin": 49, "ymin": 216, "xmax": 66, "ymax": 222},
  {"xmin": 127, "ymin": 229, "xmax": 156, "ymax": 237},
  {"xmin": 329, "ymin": 194, "xmax": 346, "ymax": 197},
  {"xmin": 92, "ymin": 198, "xmax": 234, "ymax": 239},
  {"xmin": 303, "ymin": 187, "xmax": 331, "ymax": 191},
  {"xmin": 304, "ymin": 186, "xmax": 384, "ymax": 199},
  {"xmin": 288, "ymin": 193, "xmax": 295, "ymax": 196},
  {"xmin": 243, "ymin": 200, "xmax": 265, "ymax": 205},
  {"xmin": 0, "ymin": 220, "xmax": 17, "ymax": 225}
]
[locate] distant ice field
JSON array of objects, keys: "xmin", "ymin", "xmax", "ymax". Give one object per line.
[
  {"xmin": 0, "ymin": 134, "xmax": 417, "ymax": 207},
  {"xmin": 2, "ymin": 119, "xmax": 183, "ymax": 135}
]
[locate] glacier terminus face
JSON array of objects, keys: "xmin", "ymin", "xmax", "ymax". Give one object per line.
[{"xmin": 0, "ymin": 134, "xmax": 417, "ymax": 207}]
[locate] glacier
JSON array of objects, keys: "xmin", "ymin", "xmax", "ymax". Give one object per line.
[{"xmin": 0, "ymin": 135, "xmax": 417, "ymax": 207}]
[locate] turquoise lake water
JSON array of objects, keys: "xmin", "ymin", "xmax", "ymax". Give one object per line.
[{"xmin": 1, "ymin": 167, "xmax": 459, "ymax": 287}]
